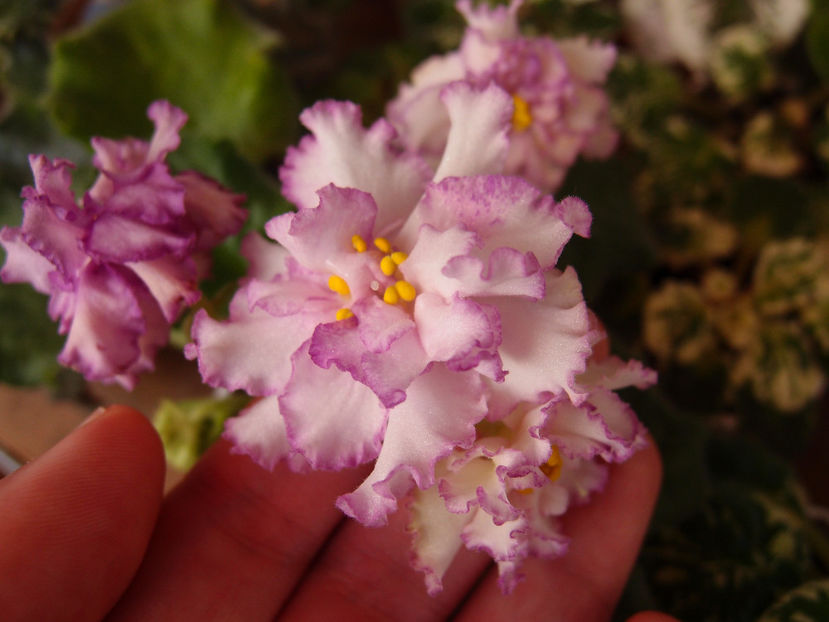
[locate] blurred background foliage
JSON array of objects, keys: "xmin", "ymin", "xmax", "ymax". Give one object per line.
[{"xmin": 0, "ymin": 0, "xmax": 827, "ymax": 618}]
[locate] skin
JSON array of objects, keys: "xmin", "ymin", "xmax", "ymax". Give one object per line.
[{"xmin": 0, "ymin": 405, "xmax": 678, "ymax": 622}]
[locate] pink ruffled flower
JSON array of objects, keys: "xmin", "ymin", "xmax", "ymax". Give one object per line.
[
  {"xmin": 0, "ymin": 101, "xmax": 246, "ymax": 388},
  {"xmin": 388, "ymin": 0, "xmax": 618, "ymax": 192},
  {"xmin": 188, "ymin": 97, "xmax": 595, "ymax": 528},
  {"xmin": 409, "ymin": 345, "xmax": 655, "ymax": 594}
]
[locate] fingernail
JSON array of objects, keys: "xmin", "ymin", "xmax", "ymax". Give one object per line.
[{"xmin": 78, "ymin": 406, "xmax": 109, "ymax": 428}]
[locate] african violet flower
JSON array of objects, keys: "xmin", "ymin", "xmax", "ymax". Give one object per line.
[
  {"xmin": 387, "ymin": 0, "xmax": 618, "ymax": 192},
  {"xmin": 0, "ymin": 100, "xmax": 246, "ymax": 388},
  {"xmin": 409, "ymin": 321, "xmax": 654, "ymax": 594},
  {"xmin": 187, "ymin": 95, "xmax": 595, "ymax": 529}
]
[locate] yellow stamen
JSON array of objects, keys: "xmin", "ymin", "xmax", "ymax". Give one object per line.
[
  {"xmin": 352, "ymin": 234, "xmax": 367, "ymax": 253},
  {"xmin": 390, "ymin": 251, "xmax": 408, "ymax": 265},
  {"xmin": 328, "ymin": 275, "xmax": 350, "ymax": 297},
  {"xmin": 374, "ymin": 237, "xmax": 391, "ymax": 253},
  {"xmin": 380, "ymin": 255, "xmax": 397, "ymax": 276},
  {"xmin": 335, "ymin": 308, "xmax": 354, "ymax": 321},
  {"xmin": 540, "ymin": 446, "xmax": 562, "ymax": 482},
  {"xmin": 394, "ymin": 280, "xmax": 416, "ymax": 302},
  {"xmin": 512, "ymin": 94, "xmax": 532, "ymax": 132},
  {"xmin": 383, "ymin": 285, "xmax": 399, "ymax": 305}
]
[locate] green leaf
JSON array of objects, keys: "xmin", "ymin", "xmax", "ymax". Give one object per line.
[
  {"xmin": 0, "ymin": 284, "xmax": 63, "ymax": 386},
  {"xmin": 166, "ymin": 132, "xmax": 294, "ymax": 295},
  {"xmin": 644, "ymin": 485, "xmax": 814, "ymax": 621},
  {"xmin": 759, "ymin": 580, "xmax": 829, "ymax": 621},
  {"xmin": 153, "ymin": 393, "xmax": 251, "ymax": 471},
  {"xmin": 806, "ymin": 0, "xmax": 829, "ymax": 83},
  {"xmin": 48, "ymin": 0, "xmax": 298, "ymax": 162},
  {"xmin": 558, "ymin": 157, "xmax": 656, "ymax": 304},
  {"xmin": 727, "ymin": 176, "xmax": 812, "ymax": 252}
]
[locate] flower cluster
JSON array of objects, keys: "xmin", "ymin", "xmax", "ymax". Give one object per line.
[
  {"xmin": 0, "ymin": 101, "xmax": 246, "ymax": 388},
  {"xmin": 188, "ymin": 67, "xmax": 652, "ymax": 590},
  {"xmin": 387, "ymin": 0, "xmax": 618, "ymax": 193},
  {"xmin": 1, "ymin": 0, "xmax": 652, "ymax": 595}
]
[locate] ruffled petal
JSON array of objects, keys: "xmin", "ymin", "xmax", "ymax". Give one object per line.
[
  {"xmin": 186, "ymin": 291, "xmax": 322, "ymax": 395},
  {"xmin": 19, "ymin": 194, "xmax": 86, "ymax": 279},
  {"xmin": 556, "ymin": 37, "xmax": 617, "ymax": 83},
  {"xmin": 432, "ymin": 82, "xmax": 512, "ymax": 182},
  {"xmin": 89, "ymin": 163, "xmax": 186, "ymax": 225},
  {"xmin": 544, "ymin": 388, "xmax": 648, "ymax": 462},
  {"xmin": 579, "ymin": 355, "xmax": 658, "ymax": 391},
  {"xmin": 115, "ymin": 267, "xmax": 171, "ymax": 387},
  {"xmin": 456, "ymin": 0, "xmax": 523, "ymax": 42},
  {"xmin": 146, "ymin": 100, "xmax": 188, "ymax": 163},
  {"xmin": 84, "ymin": 212, "xmax": 193, "ymax": 263},
  {"xmin": 240, "ymin": 232, "xmax": 290, "ymax": 281},
  {"xmin": 266, "ymin": 184, "xmax": 377, "ymax": 278},
  {"xmin": 309, "ymin": 298, "xmax": 428, "ymax": 407},
  {"xmin": 414, "ymin": 292, "xmax": 503, "ymax": 377},
  {"xmin": 442, "ymin": 248, "xmax": 544, "ymax": 300},
  {"xmin": 57, "ymin": 263, "xmax": 144, "ymax": 384},
  {"xmin": 247, "ymin": 272, "xmax": 339, "ymax": 318},
  {"xmin": 485, "ymin": 267, "xmax": 591, "ymax": 416},
  {"xmin": 386, "ymin": 52, "xmax": 465, "ymax": 159},
  {"xmin": 280, "ymin": 341, "xmax": 388, "ymax": 470},
  {"xmin": 176, "ymin": 171, "xmax": 247, "ymax": 250},
  {"xmin": 408, "ymin": 485, "xmax": 470, "ymax": 596},
  {"xmin": 461, "ymin": 510, "xmax": 524, "ymax": 566},
  {"xmin": 27, "ymin": 155, "xmax": 78, "ymax": 214},
  {"xmin": 399, "ymin": 225, "xmax": 480, "ymax": 298},
  {"xmin": 416, "ymin": 175, "xmax": 591, "ymax": 267},
  {"xmin": 223, "ymin": 395, "xmax": 310, "ymax": 472},
  {"xmin": 336, "ymin": 366, "xmax": 487, "ymax": 526},
  {"xmin": 279, "ymin": 100, "xmax": 431, "ymax": 235},
  {"xmin": 126, "ymin": 256, "xmax": 200, "ymax": 322},
  {"xmin": 0, "ymin": 227, "xmax": 55, "ymax": 293},
  {"xmin": 555, "ymin": 455, "xmax": 608, "ymax": 504}
]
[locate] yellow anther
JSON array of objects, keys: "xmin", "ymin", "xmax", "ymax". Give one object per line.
[
  {"xmin": 394, "ymin": 280, "xmax": 416, "ymax": 302},
  {"xmin": 380, "ymin": 255, "xmax": 397, "ymax": 276},
  {"xmin": 335, "ymin": 308, "xmax": 354, "ymax": 321},
  {"xmin": 383, "ymin": 285, "xmax": 399, "ymax": 305},
  {"xmin": 512, "ymin": 94, "xmax": 532, "ymax": 132},
  {"xmin": 390, "ymin": 251, "xmax": 408, "ymax": 265},
  {"xmin": 328, "ymin": 275, "xmax": 350, "ymax": 297},
  {"xmin": 374, "ymin": 237, "xmax": 391, "ymax": 253},
  {"xmin": 540, "ymin": 446, "xmax": 562, "ymax": 482},
  {"xmin": 351, "ymin": 234, "xmax": 367, "ymax": 253},
  {"xmin": 516, "ymin": 488, "xmax": 535, "ymax": 496}
]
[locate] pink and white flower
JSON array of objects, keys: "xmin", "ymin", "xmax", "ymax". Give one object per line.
[
  {"xmin": 187, "ymin": 97, "xmax": 595, "ymax": 528},
  {"xmin": 0, "ymin": 101, "xmax": 246, "ymax": 388},
  {"xmin": 409, "ymin": 343, "xmax": 655, "ymax": 594},
  {"xmin": 387, "ymin": 0, "xmax": 618, "ymax": 193}
]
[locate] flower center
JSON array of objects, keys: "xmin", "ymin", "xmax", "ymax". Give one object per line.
[
  {"xmin": 539, "ymin": 446, "xmax": 562, "ymax": 482},
  {"xmin": 328, "ymin": 234, "xmax": 418, "ymax": 320},
  {"xmin": 516, "ymin": 446, "xmax": 563, "ymax": 495},
  {"xmin": 512, "ymin": 94, "xmax": 532, "ymax": 132}
]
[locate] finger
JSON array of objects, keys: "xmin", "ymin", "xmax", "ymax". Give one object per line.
[
  {"xmin": 456, "ymin": 441, "xmax": 663, "ymax": 622},
  {"xmin": 107, "ymin": 438, "xmax": 370, "ymax": 621},
  {"xmin": 277, "ymin": 503, "xmax": 492, "ymax": 622},
  {"xmin": 0, "ymin": 405, "xmax": 165, "ymax": 622}
]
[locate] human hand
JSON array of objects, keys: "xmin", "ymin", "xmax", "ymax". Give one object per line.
[{"xmin": 0, "ymin": 405, "xmax": 677, "ymax": 621}]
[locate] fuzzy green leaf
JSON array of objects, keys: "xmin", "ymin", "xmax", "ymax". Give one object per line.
[
  {"xmin": 48, "ymin": 0, "xmax": 298, "ymax": 162},
  {"xmin": 806, "ymin": 0, "xmax": 829, "ymax": 83},
  {"xmin": 759, "ymin": 580, "xmax": 829, "ymax": 621}
]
